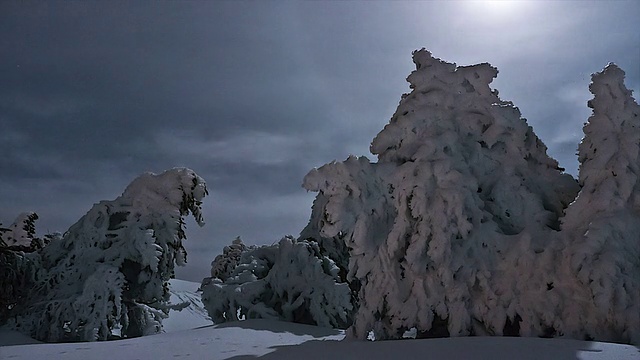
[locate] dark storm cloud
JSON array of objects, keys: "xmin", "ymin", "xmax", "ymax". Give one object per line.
[
  {"xmin": 0, "ymin": 1, "xmax": 367, "ymax": 281},
  {"xmin": 0, "ymin": 1, "xmax": 342, "ymax": 156},
  {"xmin": 1, "ymin": 1, "xmax": 639, "ymax": 281}
]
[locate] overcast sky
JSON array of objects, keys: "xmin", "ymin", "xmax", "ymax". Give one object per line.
[{"xmin": 1, "ymin": 1, "xmax": 638, "ymax": 281}]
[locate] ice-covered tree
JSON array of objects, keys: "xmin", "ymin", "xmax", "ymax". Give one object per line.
[
  {"xmin": 559, "ymin": 64, "xmax": 640, "ymax": 343},
  {"xmin": 302, "ymin": 49, "xmax": 580, "ymax": 340},
  {"xmin": 14, "ymin": 168, "xmax": 208, "ymax": 342},
  {"xmin": 201, "ymin": 236, "xmax": 353, "ymax": 329}
]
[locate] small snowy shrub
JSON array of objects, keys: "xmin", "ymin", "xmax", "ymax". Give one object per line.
[
  {"xmin": 15, "ymin": 168, "xmax": 208, "ymax": 342},
  {"xmin": 201, "ymin": 236, "xmax": 353, "ymax": 329}
]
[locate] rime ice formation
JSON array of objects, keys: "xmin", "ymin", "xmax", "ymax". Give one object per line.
[
  {"xmin": 303, "ymin": 49, "xmax": 583, "ymax": 340},
  {"xmin": 14, "ymin": 168, "xmax": 208, "ymax": 342},
  {"xmin": 201, "ymin": 236, "xmax": 353, "ymax": 329},
  {"xmin": 559, "ymin": 64, "xmax": 640, "ymax": 343}
]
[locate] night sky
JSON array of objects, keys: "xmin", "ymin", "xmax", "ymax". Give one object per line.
[{"xmin": 1, "ymin": 1, "xmax": 638, "ymax": 281}]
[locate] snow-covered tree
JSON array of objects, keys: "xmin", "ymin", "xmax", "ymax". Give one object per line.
[
  {"xmin": 559, "ymin": 64, "xmax": 640, "ymax": 343},
  {"xmin": 302, "ymin": 49, "xmax": 580, "ymax": 340},
  {"xmin": 0, "ymin": 246, "xmax": 40, "ymax": 325},
  {"xmin": 0, "ymin": 213, "xmax": 60, "ymax": 325},
  {"xmin": 14, "ymin": 168, "xmax": 208, "ymax": 342},
  {"xmin": 201, "ymin": 236, "xmax": 353, "ymax": 329},
  {"xmin": 210, "ymin": 237, "xmax": 254, "ymax": 282}
]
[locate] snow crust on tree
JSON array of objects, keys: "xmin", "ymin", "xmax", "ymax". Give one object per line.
[
  {"xmin": 302, "ymin": 49, "xmax": 583, "ymax": 340},
  {"xmin": 201, "ymin": 236, "xmax": 353, "ymax": 329},
  {"xmin": 559, "ymin": 64, "xmax": 640, "ymax": 343},
  {"xmin": 14, "ymin": 168, "xmax": 208, "ymax": 342}
]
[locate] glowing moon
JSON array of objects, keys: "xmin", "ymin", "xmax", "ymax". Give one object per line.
[{"xmin": 468, "ymin": 0, "xmax": 525, "ymax": 17}]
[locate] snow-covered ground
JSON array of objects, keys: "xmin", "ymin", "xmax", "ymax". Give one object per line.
[
  {"xmin": 162, "ymin": 279, "xmax": 211, "ymax": 332},
  {"xmin": 2, "ymin": 319, "xmax": 638, "ymax": 360},
  {"xmin": 1, "ymin": 280, "xmax": 638, "ymax": 359}
]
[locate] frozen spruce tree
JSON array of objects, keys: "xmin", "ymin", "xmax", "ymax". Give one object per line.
[
  {"xmin": 560, "ymin": 64, "xmax": 640, "ymax": 344},
  {"xmin": 201, "ymin": 236, "xmax": 353, "ymax": 329},
  {"xmin": 16, "ymin": 168, "xmax": 208, "ymax": 342},
  {"xmin": 303, "ymin": 49, "xmax": 579, "ymax": 340}
]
